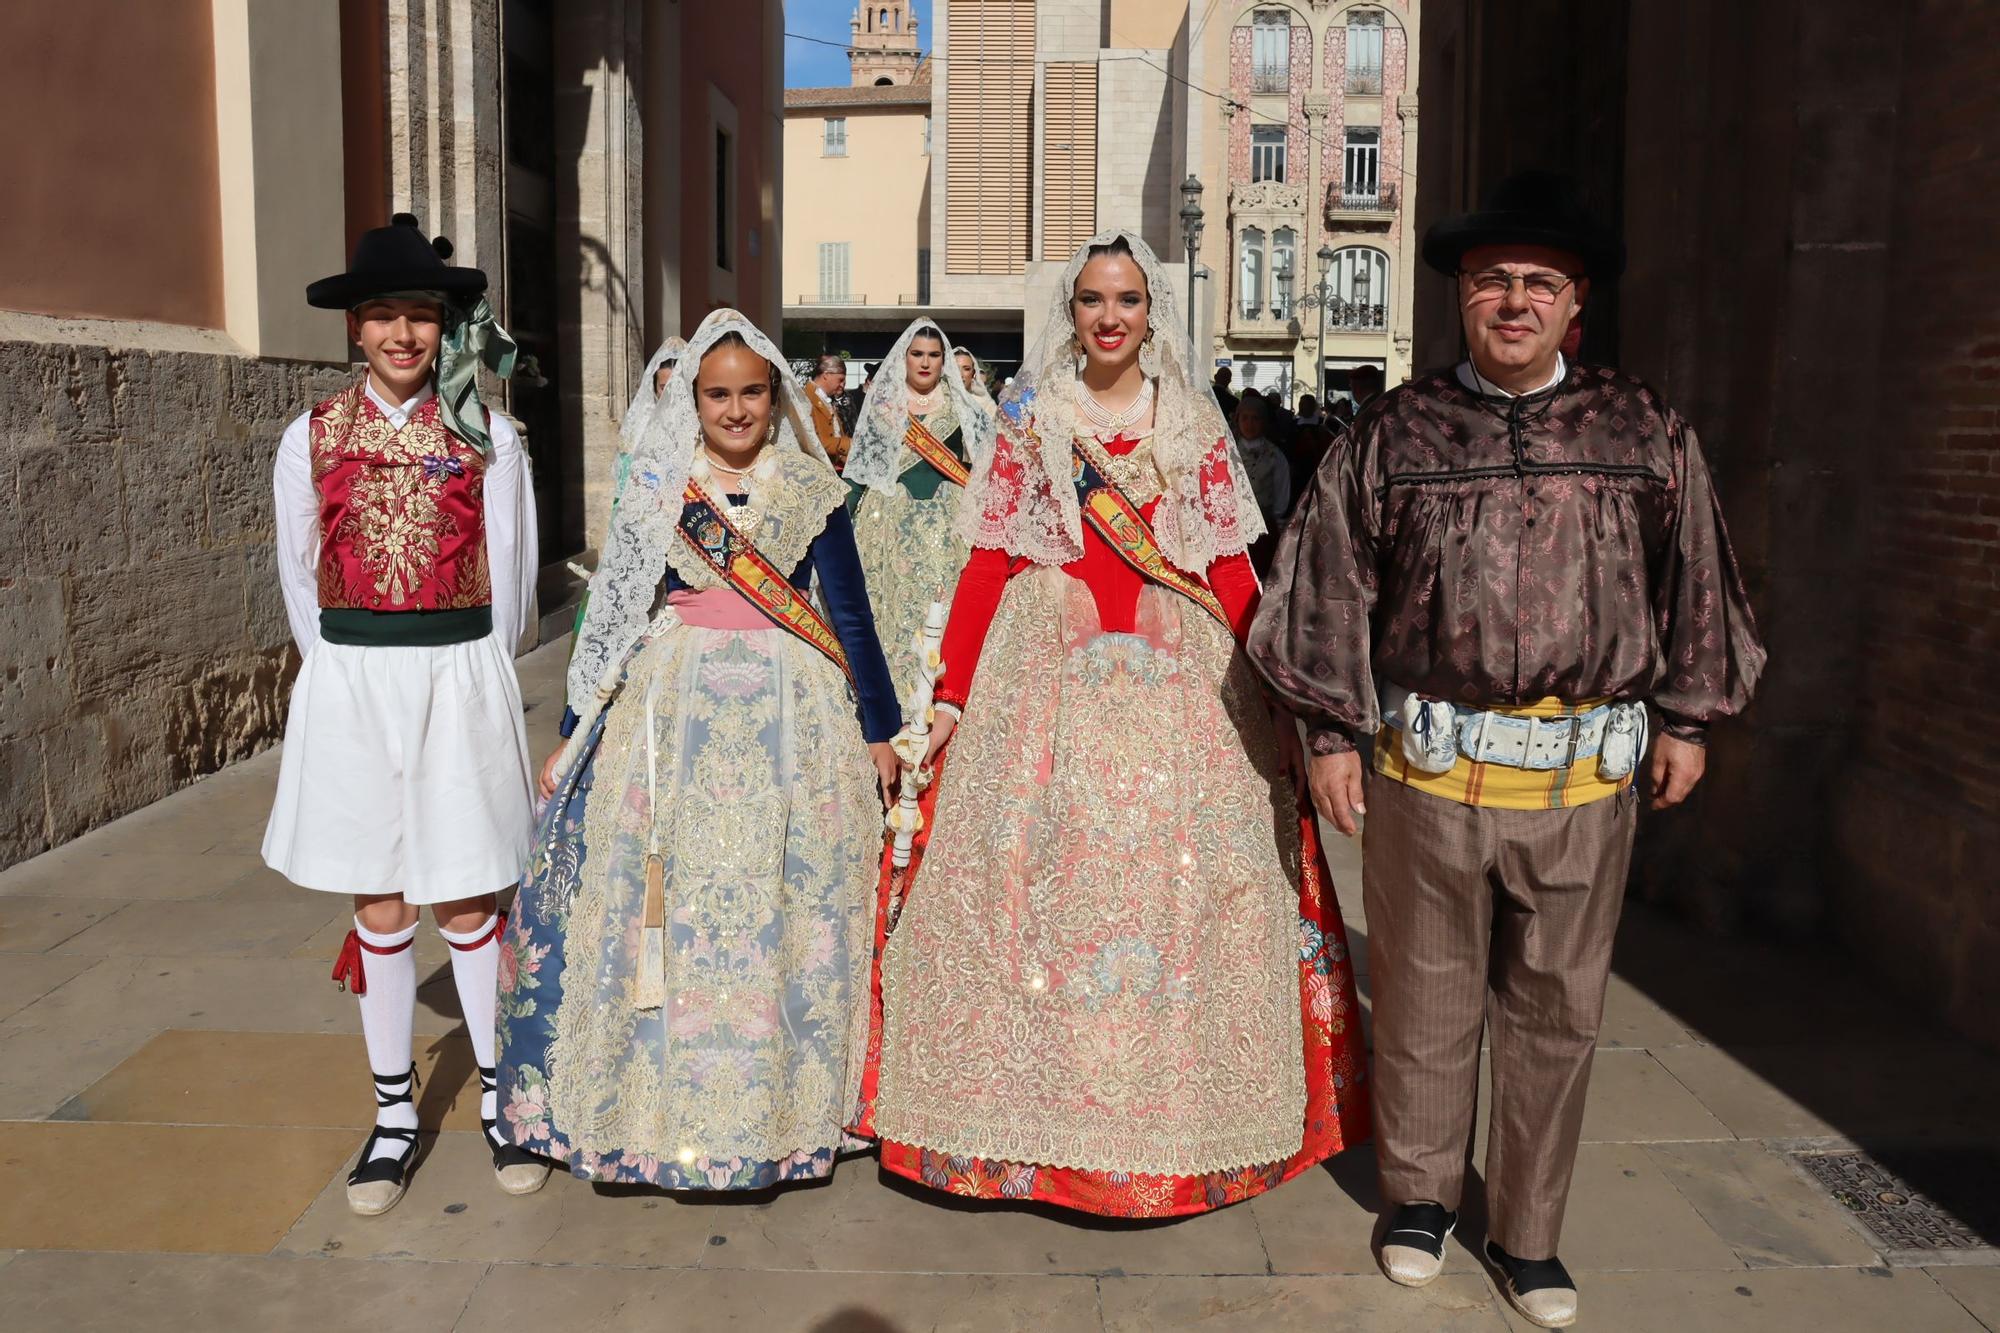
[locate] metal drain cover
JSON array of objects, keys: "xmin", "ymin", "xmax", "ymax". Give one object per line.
[{"xmin": 1792, "ymin": 1148, "xmax": 2000, "ymax": 1256}]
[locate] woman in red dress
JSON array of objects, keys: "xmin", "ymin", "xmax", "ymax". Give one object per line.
[{"xmin": 856, "ymin": 229, "xmax": 1370, "ymax": 1217}]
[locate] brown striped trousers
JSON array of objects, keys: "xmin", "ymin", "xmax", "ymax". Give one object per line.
[{"xmin": 1362, "ymin": 774, "xmax": 1639, "ymax": 1258}]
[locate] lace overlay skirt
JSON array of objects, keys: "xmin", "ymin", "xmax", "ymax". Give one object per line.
[
  {"xmin": 850, "ymin": 486, "xmax": 970, "ymax": 689},
  {"xmin": 497, "ymin": 623, "xmax": 881, "ymax": 1189},
  {"xmin": 871, "ymin": 568, "xmax": 1368, "ymax": 1214}
]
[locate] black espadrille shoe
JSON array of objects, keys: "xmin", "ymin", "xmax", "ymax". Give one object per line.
[
  {"xmin": 1379, "ymin": 1200, "xmax": 1458, "ymax": 1287},
  {"xmin": 346, "ymin": 1066, "xmax": 420, "ymax": 1216},
  {"xmin": 478, "ymin": 1064, "xmax": 551, "ymax": 1196},
  {"xmin": 1485, "ymin": 1239, "xmax": 1578, "ymax": 1328}
]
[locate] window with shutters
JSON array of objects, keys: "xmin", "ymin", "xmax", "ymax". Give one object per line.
[
  {"xmin": 1251, "ymin": 11, "xmax": 1289, "ymax": 92},
  {"xmin": 1251, "ymin": 126, "xmax": 1287, "ymax": 184},
  {"xmin": 1239, "ymin": 227, "xmax": 1265, "ymax": 318},
  {"xmin": 1343, "ymin": 128, "xmax": 1380, "ymax": 202},
  {"xmin": 917, "ymin": 248, "xmax": 932, "ymax": 303},
  {"xmin": 1347, "ymin": 12, "xmax": 1384, "ymax": 94},
  {"xmin": 824, "ymin": 118, "xmax": 847, "ymax": 156},
  {"xmin": 1041, "ymin": 62, "xmax": 1099, "ymax": 261},
  {"xmin": 818, "ymin": 242, "xmax": 852, "ymax": 302},
  {"xmin": 946, "ymin": 0, "xmax": 1035, "ymax": 275}
]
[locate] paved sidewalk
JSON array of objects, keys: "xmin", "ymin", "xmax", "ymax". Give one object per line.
[{"xmin": 3, "ymin": 641, "xmax": 1997, "ymax": 1331}]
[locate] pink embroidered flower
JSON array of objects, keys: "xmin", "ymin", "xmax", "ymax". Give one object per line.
[
  {"xmin": 730, "ymin": 994, "xmax": 780, "ymax": 1041},
  {"xmin": 505, "ymin": 1091, "xmax": 551, "ymax": 1142}
]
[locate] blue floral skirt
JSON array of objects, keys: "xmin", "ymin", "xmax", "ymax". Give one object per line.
[{"xmin": 496, "ymin": 623, "xmax": 882, "ymax": 1189}]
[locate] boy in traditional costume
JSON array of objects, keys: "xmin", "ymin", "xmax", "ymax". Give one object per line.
[{"xmin": 265, "ymin": 213, "xmax": 549, "ymax": 1215}]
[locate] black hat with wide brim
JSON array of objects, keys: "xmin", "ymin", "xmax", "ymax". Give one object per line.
[
  {"xmin": 305, "ymin": 213, "xmax": 488, "ymax": 310},
  {"xmin": 1422, "ymin": 170, "xmax": 1626, "ymax": 280}
]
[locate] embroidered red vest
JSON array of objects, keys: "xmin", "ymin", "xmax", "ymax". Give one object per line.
[{"xmin": 309, "ymin": 382, "xmax": 492, "ymax": 612}]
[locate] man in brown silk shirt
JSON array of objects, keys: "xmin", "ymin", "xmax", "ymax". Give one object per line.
[{"xmin": 1250, "ymin": 172, "xmax": 1765, "ymax": 1330}]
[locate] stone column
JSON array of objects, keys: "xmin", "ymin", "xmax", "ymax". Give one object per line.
[
  {"xmin": 555, "ymin": 0, "xmax": 645, "ymax": 548},
  {"xmin": 384, "ymin": 0, "xmax": 504, "ymax": 271}
]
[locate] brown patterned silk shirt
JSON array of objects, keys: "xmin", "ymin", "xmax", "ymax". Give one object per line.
[{"xmin": 1248, "ymin": 363, "xmax": 1767, "ymax": 756}]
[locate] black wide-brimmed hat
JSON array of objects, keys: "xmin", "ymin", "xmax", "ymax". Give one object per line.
[
  {"xmin": 1422, "ymin": 170, "xmax": 1626, "ymax": 279},
  {"xmin": 305, "ymin": 213, "xmax": 488, "ymax": 310}
]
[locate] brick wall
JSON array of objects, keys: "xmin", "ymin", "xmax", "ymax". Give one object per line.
[
  {"xmin": 1832, "ymin": 0, "xmax": 2000, "ymax": 1045},
  {"xmin": 0, "ymin": 338, "xmax": 349, "ymax": 865}
]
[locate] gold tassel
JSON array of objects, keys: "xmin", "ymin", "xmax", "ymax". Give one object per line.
[{"xmin": 635, "ymin": 853, "xmax": 667, "ymax": 1010}]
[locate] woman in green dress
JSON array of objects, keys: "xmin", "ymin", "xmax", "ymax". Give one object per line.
[{"xmin": 843, "ymin": 318, "xmax": 995, "ymax": 693}]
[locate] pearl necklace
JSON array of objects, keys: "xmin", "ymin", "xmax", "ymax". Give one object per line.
[
  {"xmin": 905, "ymin": 382, "xmax": 944, "ymax": 416},
  {"xmin": 1078, "ymin": 378, "xmax": 1155, "ymax": 436},
  {"xmin": 691, "ymin": 444, "xmax": 777, "ymax": 538}
]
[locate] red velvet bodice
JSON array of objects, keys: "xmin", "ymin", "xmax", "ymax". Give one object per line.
[{"xmin": 309, "ymin": 383, "xmax": 491, "ymax": 612}]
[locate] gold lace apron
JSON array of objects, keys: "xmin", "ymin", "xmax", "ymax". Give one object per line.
[{"xmin": 875, "ymin": 567, "xmax": 1308, "ymax": 1175}]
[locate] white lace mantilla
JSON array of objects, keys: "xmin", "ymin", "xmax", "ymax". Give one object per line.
[
  {"xmin": 846, "ymin": 317, "xmax": 996, "ymax": 495},
  {"xmin": 958, "ymin": 227, "xmax": 1264, "ymax": 571},
  {"xmin": 568, "ymin": 310, "xmax": 833, "ymax": 719}
]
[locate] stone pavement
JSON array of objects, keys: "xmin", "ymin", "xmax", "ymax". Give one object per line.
[{"xmin": 3, "ymin": 641, "xmax": 1998, "ymax": 1332}]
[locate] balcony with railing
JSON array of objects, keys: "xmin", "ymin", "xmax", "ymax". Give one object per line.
[
  {"xmin": 1324, "ymin": 179, "xmax": 1399, "ymax": 226},
  {"xmin": 1251, "ymin": 64, "xmax": 1289, "ymax": 94},
  {"xmin": 1345, "ymin": 68, "xmax": 1383, "ymax": 96},
  {"xmin": 1323, "ymin": 298, "xmax": 1387, "ymax": 332}
]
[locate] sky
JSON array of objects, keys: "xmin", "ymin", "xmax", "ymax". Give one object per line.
[{"xmin": 785, "ymin": 0, "xmax": 934, "ymax": 88}]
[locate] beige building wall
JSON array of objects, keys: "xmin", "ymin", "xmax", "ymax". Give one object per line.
[
  {"xmin": 1108, "ymin": 0, "xmax": 1185, "ymax": 48},
  {"xmin": 783, "ymin": 106, "xmax": 931, "ymax": 307}
]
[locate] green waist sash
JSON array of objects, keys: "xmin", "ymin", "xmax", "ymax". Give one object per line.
[{"xmin": 319, "ymin": 606, "xmax": 492, "ymax": 647}]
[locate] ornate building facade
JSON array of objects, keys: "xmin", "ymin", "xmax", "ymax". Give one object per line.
[{"xmin": 1195, "ymin": 1, "xmax": 1419, "ymax": 405}]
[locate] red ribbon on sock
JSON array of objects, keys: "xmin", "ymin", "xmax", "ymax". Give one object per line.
[
  {"xmin": 331, "ymin": 927, "xmax": 416, "ymax": 995},
  {"xmin": 443, "ymin": 910, "xmax": 507, "ymax": 952}
]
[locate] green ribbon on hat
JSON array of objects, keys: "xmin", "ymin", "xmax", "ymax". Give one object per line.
[{"xmin": 435, "ymin": 296, "xmax": 520, "ymax": 456}]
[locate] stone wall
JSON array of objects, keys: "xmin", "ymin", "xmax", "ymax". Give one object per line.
[{"xmin": 0, "ymin": 330, "xmax": 348, "ymax": 866}]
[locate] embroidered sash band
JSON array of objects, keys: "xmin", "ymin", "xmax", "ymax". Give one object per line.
[
  {"xmin": 903, "ymin": 415, "xmax": 971, "ymax": 488},
  {"xmin": 674, "ymin": 484, "xmax": 854, "ymax": 681},
  {"xmin": 1070, "ymin": 442, "xmax": 1232, "ymax": 631}
]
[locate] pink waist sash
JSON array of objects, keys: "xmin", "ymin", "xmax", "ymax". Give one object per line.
[{"xmin": 667, "ymin": 586, "xmax": 773, "ymax": 630}]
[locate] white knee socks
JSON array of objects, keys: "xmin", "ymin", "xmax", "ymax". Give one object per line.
[
  {"xmin": 349, "ymin": 917, "xmax": 419, "ymax": 1164},
  {"xmin": 439, "ymin": 912, "xmax": 504, "ymax": 1134}
]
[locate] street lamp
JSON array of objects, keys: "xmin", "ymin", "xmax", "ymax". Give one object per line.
[
  {"xmin": 1297, "ymin": 242, "xmax": 1337, "ymax": 403},
  {"xmin": 1179, "ymin": 174, "xmax": 1205, "ymax": 346}
]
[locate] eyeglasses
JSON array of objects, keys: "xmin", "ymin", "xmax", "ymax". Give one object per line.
[{"xmin": 1459, "ymin": 269, "xmax": 1582, "ymax": 304}]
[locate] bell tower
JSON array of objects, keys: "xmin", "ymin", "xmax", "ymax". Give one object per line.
[{"xmin": 849, "ymin": 2, "xmax": 921, "ymax": 86}]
